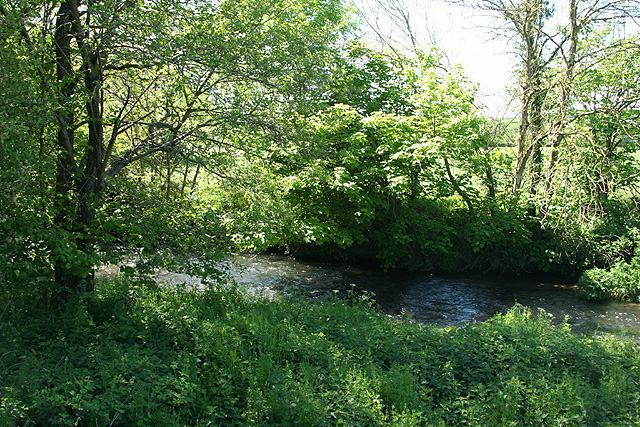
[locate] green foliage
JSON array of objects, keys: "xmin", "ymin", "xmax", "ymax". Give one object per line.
[
  {"xmin": 577, "ymin": 255, "xmax": 640, "ymax": 302},
  {"xmin": 97, "ymin": 175, "xmax": 231, "ymax": 283},
  {"xmin": 223, "ymin": 47, "xmax": 603, "ymax": 275},
  {"xmin": 254, "ymin": 55, "xmax": 521, "ymax": 271},
  {"xmin": 205, "ymin": 163, "xmax": 301, "ymax": 252},
  {"xmin": 538, "ymin": 33, "xmax": 640, "ymax": 261},
  {"xmin": 2, "ymin": 283, "xmax": 639, "ymax": 426},
  {"xmin": 370, "ymin": 198, "xmax": 461, "ymax": 271},
  {"xmin": 0, "ymin": 20, "xmax": 58, "ymax": 303},
  {"xmin": 464, "ymin": 205, "xmax": 539, "ymax": 271},
  {"xmin": 0, "ymin": 0, "xmax": 353, "ymax": 305},
  {"xmin": 329, "ymin": 44, "xmax": 418, "ymax": 115},
  {"xmin": 587, "ymin": 200, "xmax": 640, "ymax": 266}
]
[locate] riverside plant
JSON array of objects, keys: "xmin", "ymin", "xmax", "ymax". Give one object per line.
[
  {"xmin": 577, "ymin": 255, "xmax": 640, "ymax": 302},
  {"xmin": 1, "ymin": 278, "xmax": 639, "ymax": 426}
]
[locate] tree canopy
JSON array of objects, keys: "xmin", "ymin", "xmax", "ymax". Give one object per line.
[
  {"xmin": 0, "ymin": 0, "xmax": 351, "ymax": 305},
  {"xmin": 2, "ymin": 0, "xmax": 640, "ymax": 306}
]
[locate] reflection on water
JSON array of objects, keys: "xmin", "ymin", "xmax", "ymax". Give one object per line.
[{"xmin": 230, "ymin": 254, "xmax": 640, "ymax": 341}]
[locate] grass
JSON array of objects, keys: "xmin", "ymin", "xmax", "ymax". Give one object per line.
[{"xmin": 1, "ymin": 278, "xmax": 639, "ymax": 426}]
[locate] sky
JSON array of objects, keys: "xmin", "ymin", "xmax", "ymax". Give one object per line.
[
  {"xmin": 356, "ymin": 0, "xmax": 518, "ymax": 117},
  {"xmin": 356, "ymin": 0, "xmax": 640, "ymax": 117},
  {"xmin": 426, "ymin": 2, "xmax": 517, "ymax": 116}
]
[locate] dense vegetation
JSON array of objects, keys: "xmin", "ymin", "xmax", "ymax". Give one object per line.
[
  {"xmin": 2, "ymin": 282, "xmax": 639, "ymax": 426},
  {"xmin": 2, "ymin": 0, "xmax": 640, "ymax": 424},
  {"xmin": 2, "ymin": 0, "xmax": 640, "ymax": 305}
]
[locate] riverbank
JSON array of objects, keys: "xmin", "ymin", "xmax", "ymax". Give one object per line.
[{"xmin": 2, "ymin": 278, "xmax": 639, "ymax": 426}]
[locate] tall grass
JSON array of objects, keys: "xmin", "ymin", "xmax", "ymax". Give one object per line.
[{"xmin": 1, "ymin": 279, "xmax": 639, "ymax": 426}]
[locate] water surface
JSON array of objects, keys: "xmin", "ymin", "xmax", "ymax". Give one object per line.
[
  {"xmin": 98, "ymin": 253, "xmax": 640, "ymax": 341},
  {"xmin": 229, "ymin": 254, "xmax": 640, "ymax": 340}
]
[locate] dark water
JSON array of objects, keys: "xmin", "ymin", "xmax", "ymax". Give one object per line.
[
  {"xmin": 229, "ymin": 254, "xmax": 640, "ymax": 341},
  {"xmin": 97, "ymin": 253, "xmax": 640, "ymax": 340}
]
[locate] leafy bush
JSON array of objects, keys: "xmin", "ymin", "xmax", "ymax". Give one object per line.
[
  {"xmin": 577, "ymin": 256, "xmax": 640, "ymax": 302},
  {"xmin": 2, "ymin": 281, "xmax": 639, "ymax": 426}
]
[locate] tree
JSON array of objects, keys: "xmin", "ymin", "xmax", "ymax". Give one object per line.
[
  {"xmin": 461, "ymin": 1, "xmax": 640, "ymax": 209},
  {"xmin": 411, "ymin": 61, "xmax": 489, "ymax": 212},
  {"xmin": 328, "ymin": 43, "xmax": 419, "ymax": 115},
  {"xmin": 0, "ymin": 0, "xmax": 350, "ymax": 305},
  {"xmin": 553, "ymin": 34, "xmax": 640, "ymax": 219},
  {"xmin": 460, "ymin": 0, "xmax": 558, "ymax": 197},
  {"xmin": 543, "ymin": 0, "xmax": 640, "ymax": 206},
  {"xmin": 271, "ymin": 49, "xmax": 489, "ymax": 268}
]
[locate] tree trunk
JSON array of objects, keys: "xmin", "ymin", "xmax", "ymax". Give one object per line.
[
  {"xmin": 485, "ymin": 162, "xmax": 496, "ymax": 199},
  {"xmin": 52, "ymin": 0, "xmax": 82, "ymax": 306},
  {"xmin": 512, "ymin": 95, "xmax": 530, "ymax": 195},
  {"xmin": 76, "ymin": 45, "xmax": 107, "ymax": 294},
  {"xmin": 190, "ymin": 162, "xmax": 201, "ymax": 192},
  {"xmin": 510, "ymin": 0, "xmax": 550, "ymax": 197},
  {"xmin": 443, "ymin": 156, "xmax": 474, "ymax": 215},
  {"xmin": 543, "ymin": 0, "xmax": 578, "ymax": 210},
  {"xmin": 52, "ymin": 0, "xmax": 107, "ymax": 304},
  {"xmin": 529, "ymin": 84, "xmax": 545, "ymax": 196}
]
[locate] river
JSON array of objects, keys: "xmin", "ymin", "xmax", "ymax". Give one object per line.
[
  {"xmin": 99, "ymin": 253, "xmax": 640, "ymax": 341},
  {"xmin": 228, "ymin": 254, "xmax": 640, "ymax": 341}
]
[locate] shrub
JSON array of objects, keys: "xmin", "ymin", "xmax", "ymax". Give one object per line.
[
  {"xmin": 1, "ymin": 282, "xmax": 639, "ymax": 426},
  {"xmin": 577, "ymin": 256, "xmax": 640, "ymax": 302}
]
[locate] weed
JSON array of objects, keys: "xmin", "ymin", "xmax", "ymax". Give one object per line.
[{"xmin": 1, "ymin": 282, "xmax": 638, "ymax": 426}]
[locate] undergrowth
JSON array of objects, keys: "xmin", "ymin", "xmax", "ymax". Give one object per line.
[
  {"xmin": 1, "ymin": 279, "xmax": 639, "ymax": 426},
  {"xmin": 577, "ymin": 255, "xmax": 640, "ymax": 302}
]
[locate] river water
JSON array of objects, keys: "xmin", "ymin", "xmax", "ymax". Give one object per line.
[
  {"xmin": 98, "ymin": 253, "xmax": 640, "ymax": 341},
  {"xmin": 227, "ymin": 254, "xmax": 640, "ymax": 341}
]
